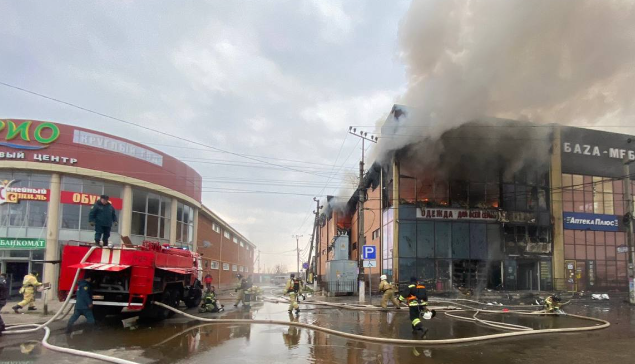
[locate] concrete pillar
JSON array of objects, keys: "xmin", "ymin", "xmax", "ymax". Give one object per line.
[
  {"xmin": 120, "ymin": 185, "xmax": 133, "ymax": 239},
  {"xmin": 43, "ymin": 173, "xmax": 61, "ymax": 307},
  {"xmin": 392, "ymin": 158, "xmax": 400, "ymax": 283},
  {"xmin": 192, "ymin": 208, "xmax": 199, "ymax": 252},
  {"xmin": 170, "ymin": 197, "xmax": 178, "ymax": 245},
  {"xmin": 551, "ymin": 125, "xmax": 565, "ymax": 290}
]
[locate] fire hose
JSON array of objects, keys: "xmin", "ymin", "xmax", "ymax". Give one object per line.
[
  {"xmin": 4, "ymin": 246, "xmax": 139, "ymax": 364},
  {"xmin": 152, "ymin": 300, "xmax": 610, "ymax": 346}
]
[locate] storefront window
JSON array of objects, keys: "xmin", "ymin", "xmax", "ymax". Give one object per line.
[
  {"xmin": 177, "ymin": 202, "xmax": 194, "ymax": 246},
  {"xmin": 563, "ymin": 174, "xmax": 620, "ymax": 215},
  {"xmin": 60, "ymin": 177, "xmax": 122, "ymax": 232},
  {"xmin": 131, "ymin": 189, "xmax": 171, "ymax": 241},
  {"xmin": 0, "ymin": 172, "xmax": 51, "ymax": 231}
]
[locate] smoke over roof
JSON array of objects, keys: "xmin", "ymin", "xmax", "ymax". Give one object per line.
[{"xmin": 373, "ymin": 0, "xmax": 635, "ymax": 164}]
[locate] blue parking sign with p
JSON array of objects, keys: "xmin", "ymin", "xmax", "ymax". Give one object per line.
[{"xmin": 362, "ymin": 246, "xmax": 376, "ymax": 260}]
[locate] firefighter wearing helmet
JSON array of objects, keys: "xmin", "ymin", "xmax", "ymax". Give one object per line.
[
  {"xmin": 285, "ymin": 273, "xmax": 303, "ymax": 314},
  {"xmin": 399, "ymin": 277, "xmax": 435, "ymax": 338},
  {"xmin": 378, "ymin": 275, "xmax": 400, "ymax": 309}
]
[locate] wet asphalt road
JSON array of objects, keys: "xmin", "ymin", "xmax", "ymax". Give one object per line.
[{"xmin": 1, "ymin": 294, "xmax": 634, "ymax": 364}]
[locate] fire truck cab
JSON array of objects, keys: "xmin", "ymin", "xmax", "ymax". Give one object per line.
[{"xmin": 58, "ymin": 241, "xmax": 203, "ymax": 320}]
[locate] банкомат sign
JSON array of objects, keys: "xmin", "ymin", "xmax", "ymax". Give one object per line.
[
  {"xmin": 563, "ymin": 212, "xmax": 620, "ymax": 232},
  {"xmin": 0, "ymin": 238, "xmax": 46, "ymax": 249}
]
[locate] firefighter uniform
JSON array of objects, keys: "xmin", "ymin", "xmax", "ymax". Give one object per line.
[
  {"xmin": 544, "ymin": 296, "xmax": 561, "ymax": 313},
  {"xmin": 66, "ymin": 278, "xmax": 95, "ymax": 333},
  {"xmin": 13, "ymin": 273, "xmax": 42, "ymax": 313},
  {"xmin": 378, "ymin": 275, "xmax": 400, "ymax": 309},
  {"xmin": 399, "ymin": 278, "xmax": 429, "ymax": 336},
  {"xmin": 285, "ymin": 275, "xmax": 303, "ymax": 313},
  {"xmin": 200, "ymin": 289, "xmax": 223, "ymax": 313},
  {"xmin": 234, "ymin": 275, "xmax": 245, "ymax": 307}
]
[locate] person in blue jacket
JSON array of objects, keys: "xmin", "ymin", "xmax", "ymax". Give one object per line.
[
  {"xmin": 88, "ymin": 195, "xmax": 118, "ymax": 246},
  {"xmin": 66, "ymin": 275, "xmax": 95, "ymax": 333}
]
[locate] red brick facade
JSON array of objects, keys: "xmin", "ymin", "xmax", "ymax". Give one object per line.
[{"xmin": 196, "ymin": 210, "xmax": 255, "ymax": 290}]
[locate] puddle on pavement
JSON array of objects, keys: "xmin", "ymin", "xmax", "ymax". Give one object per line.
[{"xmin": 4, "ymin": 296, "xmax": 632, "ymax": 364}]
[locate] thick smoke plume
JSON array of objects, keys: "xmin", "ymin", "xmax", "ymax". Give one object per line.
[{"xmin": 377, "ymin": 0, "xmax": 635, "ymax": 158}]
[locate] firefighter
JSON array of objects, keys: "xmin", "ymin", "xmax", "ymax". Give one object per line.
[
  {"xmin": 233, "ymin": 274, "xmax": 245, "ymax": 307},
  {"xmin": 399, "ymin": 277, "xmax": 430, "ymax": 337},
  {"xmin": 199, "ymin": 286, "xmax": 224, "ymax": 313},
  {"xmin": 0, "ymin": 273, "xmax": 8, "ymax": 335},
  {"xmin": 88, "ymin": 195, "xmax": 118, "ymax": 247},
  {"xmin": 66, "ymin": 275, "xmax": 95, "ymax": 333},
  {"xmin": 379, "ymin": 275, "xmax": 401, "ymax": 309},
  {"xmin": 543, "ymin": 295, "xmax": 562, "ymax": 313},
  {"xmin": 285, "ymin": 273, "xmax": 303, "ymax": 314},
  {"xmin": 12, "ymin": 271, "xmax": 42, "ymax": 313}
]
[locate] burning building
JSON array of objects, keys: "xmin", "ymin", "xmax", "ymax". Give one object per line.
[{"xmin": 316, "ymin": 105, "xmax": 633, "ymax": 293}]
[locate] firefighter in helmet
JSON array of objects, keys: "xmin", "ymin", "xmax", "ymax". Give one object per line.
[
  {"xmin": 378, "ymin": 275, "xmax": 400, "ymax": 309},
  {"xmin": 544, "ymin": 295, "xmax": 563, "ymax": 313},
  {"xmin": 234, "ymin": 274, "xmax": 245, "ymax": 307},
  {"xmin": 399, "ymin": 277, "xmax": 432, "ymax": 337},
  {"xmin": 13, "ymin": 271, "xmax": 42, "ymax": 313},
  {"xmin": 285, "ymin": 273, "xmax": 303, "ymax": 314},
  {"xmin": 200, "ymin": 286, "xmax": 224, "ymax": 313}
]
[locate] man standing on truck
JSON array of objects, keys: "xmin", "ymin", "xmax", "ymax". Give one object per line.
[
  {"xmin": 12, "ymin": 271, "xmax": 42, "ymax": 313},
  {"xmin": 89, "ymin": 195, "xmax": 118, "ymax": 247},
  {"xmin": 285, "ymin": 273, "xmax": 303, "ymax": 314},
  {"xmin": 66, "ymin": 275, "xmax": 95, "ymax": 333}
]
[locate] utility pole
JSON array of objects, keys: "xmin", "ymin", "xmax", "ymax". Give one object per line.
[
  {"xmin": 348, "ymin": 127, "xmax": 378, "ymax": 302},
  {"xmin": 307, "ymin": 197, "xmax": 322, "ymax": 284},
  {"xmin": 292, "ymin": 234, "xmax": 303, "ymax": 274},
  {"xmin": 256, "ymin": 250, "xmax": 261, "ymax": 274},
  {"xmin": 623, "ymin": 158, "xmax": 635, "ymax": 305}
]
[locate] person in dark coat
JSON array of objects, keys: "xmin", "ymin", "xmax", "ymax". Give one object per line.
[
  {"xmin": 88, "ymin": 195, "xmax": 118, "ymax": 246},
  {"xmin": 66, "ymin": 276, "xmax": 95, "ymax": 333},
  {"xmin": 0, "ymin": 273, "xmax": 8, "ymax": 335}
]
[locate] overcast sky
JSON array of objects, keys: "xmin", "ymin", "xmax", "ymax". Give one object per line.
[{"xmin": 0, "ymin": 1, "xmax": 409, "ymax": 271}]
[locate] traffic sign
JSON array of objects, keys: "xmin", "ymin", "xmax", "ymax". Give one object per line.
[
  {"xmin": 362, "ymin": 245, "xmax": 376, "ymax": 260},
  {"xmin": 363, "ymin": 260, "xmax": 377, "ymax": 268},
  {"xmin": 302, "ymin": 262, "xmax": 309, "ymax": 270}
]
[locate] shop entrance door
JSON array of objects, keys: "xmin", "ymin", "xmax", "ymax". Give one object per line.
[
  {"xmin": 5, "ymin": 261, "xmax": 29, "ymax": 297},
  {"xmin": 517, "ymin": 261, "xmax": 539, "ymax": 291}
]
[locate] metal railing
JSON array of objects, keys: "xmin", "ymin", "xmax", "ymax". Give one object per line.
[{"xmin": 321, "ymin": 280, "xmax": 358, "ymax": 295}]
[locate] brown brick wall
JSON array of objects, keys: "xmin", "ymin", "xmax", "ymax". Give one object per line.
[{"xmin": 197, "ymin": 212, "xmax": 255, "ymax": 290}]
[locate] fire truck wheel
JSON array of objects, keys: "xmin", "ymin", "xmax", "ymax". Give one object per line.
[
  {"xmin": 167, "ymin": 289, "xmax": 182, "ymax": 318},
  {"xmin": 185, "ymin": 288, "xmax": 202, "ymax": 309},
  {"xmin": 157, "ymin": 291, "xmax": 175, "ymax": 320}
]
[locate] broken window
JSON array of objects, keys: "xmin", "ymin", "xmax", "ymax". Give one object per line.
[{"xmin": 450, "ymin": 180, "xmax": 468, "ymax": 208}]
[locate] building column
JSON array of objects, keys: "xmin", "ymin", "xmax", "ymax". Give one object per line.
[
  {"xmin": 551, "ymin": 125, "xmax": 565, "ymax": 290},
  {"xmin": 192, "ymin": 208, "xmax": 199, "ymax": 252},
  {"xmin": 43, "ymin": 173, "xmax": 61, "ymax": 307},
  {"xmin": 120, "ymin": 185, "xmax": 133, "ymax": 239},
  {"xmin": 170, "ymin": 197, "xmax": 178, "ymax": 245},
  {"xmin": 392, "ymin": 158, "xmax": 400, "ymax": 283}
]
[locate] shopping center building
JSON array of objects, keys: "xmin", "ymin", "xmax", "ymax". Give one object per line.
[
  {"xmin": 0, "ymin": 119, "xmax": 255, "ymax": 296},
  {"xmin": 316, "ymin": 106, "xmax": 634, "ymax": 293}
]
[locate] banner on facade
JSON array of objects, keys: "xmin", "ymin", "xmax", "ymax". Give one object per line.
[
  {"xmin": 417, "ymin": 207, "xmax": 498, "ymax": 221},
  {"xmin": 0, "ymin": 180, "xmax": 50, "ymax": 205},
  {"xmin": 60, "ymin": 191, "xmax": 123, "ymax": 210},
  {"xmin": 563, "ymin": 212, "xmax": 619, "ymax": 231},
  {"xmin": 0, "ymin": 238, "xmax": 46, "ymax": 249}
]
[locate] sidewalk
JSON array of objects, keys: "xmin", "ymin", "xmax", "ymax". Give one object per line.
[{"xmin": 1, "ymin": 298, "xmax": 64, "ymax": 326}]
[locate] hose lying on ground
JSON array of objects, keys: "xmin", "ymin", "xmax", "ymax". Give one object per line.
[
  {"xmin": 4, "ymin": 246, "xmax": 139, "ymax": 364},
  {"xmin": 153, "ymin": 301, "xmax": 610, "ymax": 346}
]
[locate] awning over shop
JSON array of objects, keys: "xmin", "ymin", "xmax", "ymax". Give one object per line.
[{"xmin": 69, "ymin": 263, "xmax": 131, "ymax": 272}]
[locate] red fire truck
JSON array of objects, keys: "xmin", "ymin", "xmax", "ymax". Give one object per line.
[{"xmin": 58, "ymin": 241, "xmax": 203, "ymax": 320}]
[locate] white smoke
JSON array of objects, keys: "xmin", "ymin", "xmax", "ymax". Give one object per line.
[{"xmin": 379, "ymin": 0, "xmax": 635, "ymax": 154}]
